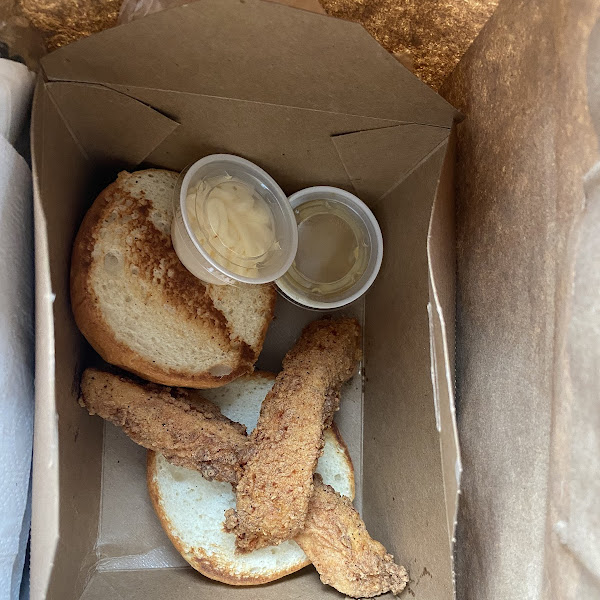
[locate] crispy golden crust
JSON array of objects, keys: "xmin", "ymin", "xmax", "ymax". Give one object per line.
[
  {"xmin": 225, "ymin": 318, "xmax": 362, "ymax": 552},
  {"xmin": 146, "ymin": 452, "xmax": 312, "ymax": 586},
  {"xmin": 81, "ymin": 366, "xmax": 406, "ymax": 593},
  {"xmin": 295, "ymin": 475, "xmax": 408, "ymax": 598},
  {"xmin": 70, "ymin": 170, "xmax": 275, "ymax": 389},
  {"xmin": 80, "ymin": 368, "xmax": 248, "ymax": 484}
]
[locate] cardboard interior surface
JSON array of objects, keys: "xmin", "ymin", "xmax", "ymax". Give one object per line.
[{"xmin": 31, "ymin": 1, "xmax": 459, "ymax": 599}]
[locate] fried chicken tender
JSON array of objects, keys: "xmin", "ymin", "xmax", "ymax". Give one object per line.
[
  {"xmin": 295, "ymin": 475, "xmax": 408, "ymax": 598},
  {"xmin": 79, "ymin": 368, "xmax": 247, "ymax": 485},
  {"xmin": 80, "ymin": 365, "xmax": 407, "ymax": 598},
  {"xmin": 224, "ymin": 318, "xmax": 361, "ymax": 552}
]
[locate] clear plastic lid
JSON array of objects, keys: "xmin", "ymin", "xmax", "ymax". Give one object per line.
[
  {"xmin": 174, "ymin": 155, "xmax": 298, "ymax": 285},
  {"xmin": 275, "ymin": 186, "xmax": 383, "ymax": 309}
]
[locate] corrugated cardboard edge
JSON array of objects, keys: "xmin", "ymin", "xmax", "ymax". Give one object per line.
[
  {"xmin": 31, "ymin": 75, "xmax": 60, "ymax": 600},
  {"xmin": 427, "ymin": 127, "xmax": 461, "ymax": 578}
]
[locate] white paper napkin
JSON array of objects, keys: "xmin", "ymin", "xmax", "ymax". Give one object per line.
[
  {"xmin": 0, "ymin": 60, "xmax": 35, "ymax": 146},
  {"xmin": 0, "ymin": 57, "xmax": 35, "ymax": 600}
]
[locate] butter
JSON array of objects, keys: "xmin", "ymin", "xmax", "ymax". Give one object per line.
[{"xmin": 186, "ymin": 175, "xmax": 276, "ymax": 277}]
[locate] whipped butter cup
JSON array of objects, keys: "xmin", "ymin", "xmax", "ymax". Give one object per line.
[{"xmin": 172, "ymin": 155, "xmax": 298, "ymax": 285}]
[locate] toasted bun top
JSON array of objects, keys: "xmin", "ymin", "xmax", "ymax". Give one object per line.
[{"xmin": 71, "ymin": 169, "xmax": 276, "ymax": 388}]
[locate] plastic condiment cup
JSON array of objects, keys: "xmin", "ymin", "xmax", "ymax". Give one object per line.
[
  {"xmin": 275, "ymin": 186, "xmax": 383, "ymax": 310},
  {"xmin": 171, "ymin": 154, "xmax": 298, "ymax": 285}
]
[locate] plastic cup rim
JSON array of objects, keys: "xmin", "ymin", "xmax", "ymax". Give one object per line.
[
  {"xmin": 275, "ymin": 186, "xmax": 383, "ymax": 309},
  {"xmin": 179, "ymin": 154, "xmax": 298, "ymax": 285}
]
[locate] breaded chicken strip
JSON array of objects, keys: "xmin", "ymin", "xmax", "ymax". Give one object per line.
[
  {"xmin": 224, "ymin": 318, "xmax": 361, "ymax": 552},
  {"xmin": 295, "ymin": 475, "xmax": 408, "ymax": 598},
  {"xmin": 80, "ymin": 367, "xmax": 407, "ymax": 598},
  {"xmin": 80, "ymin": 368, "xmax": 247, "ymax": 485}
]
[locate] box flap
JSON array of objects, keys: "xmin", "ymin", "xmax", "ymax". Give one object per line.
[
  {"xmin": 332, "ymin": 123, "xmax": 451, "ymax": 205},
  {"xmin": 105, "ymin": 85, "xmax": 451, "ymax": 203},
  {"xmin": 31, "ymin": 78, "xmax": 179, "ymax": 600},
  {"xmin": 45, "ymin": 82, "xmax": 179, "ymax": 169},
  {"xmin": 103, "ymin": 84, "xmax": 401, "ymax": 192},
  {"xmin": 39, "ymin": 0, "xmax": 458, "ymax": 127},
  {"xmin": 363, "ymin": 140, "xmax": 455, "ymax": 599},
  {"xmin": 32, "ymin": 77, "xmax": 104, "ymax": 600}
]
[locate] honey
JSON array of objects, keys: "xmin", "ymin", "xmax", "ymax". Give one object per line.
[{"xmin": 278, "ymin": 198, "xmax": 370, "ymax": 303}]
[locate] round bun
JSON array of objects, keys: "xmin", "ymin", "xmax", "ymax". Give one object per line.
[
  {"xmin": 70, "ymin": 169, "xmax": 276, "ymax": 388},
  {"xmin": 147, "ymin": 372, "xmax": 354, "ymax": 585}
]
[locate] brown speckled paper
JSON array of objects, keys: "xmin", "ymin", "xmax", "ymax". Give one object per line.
[
  {"xmin": 19, "ymin": 0, "xmax": 120, "ymax": 50},
  {"xmin": 441, "ymin": 1, "xmax": 600, "ymax": 599},
  {"xmin": 321, "ymin": 0, "xmax": 498, "ymax": 89}
]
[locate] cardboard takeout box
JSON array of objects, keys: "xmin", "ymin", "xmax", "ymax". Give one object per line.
[{"xmin": 31, "ymin": 1, "xmax": 460, "ymax": 597}]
